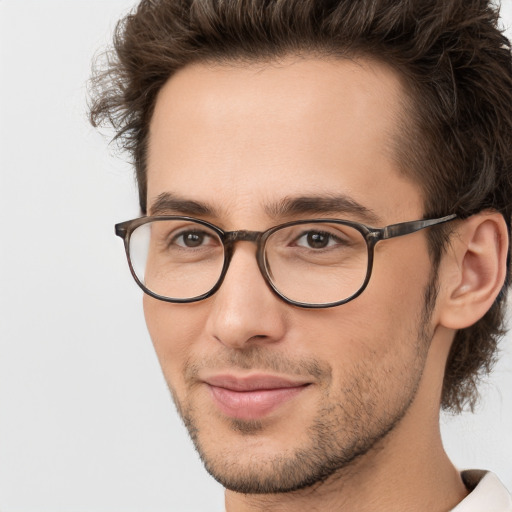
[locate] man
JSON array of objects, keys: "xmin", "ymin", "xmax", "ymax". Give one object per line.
[{"xmin": 90, "ymin": 0, "xmax": 512, "ymax": 510}]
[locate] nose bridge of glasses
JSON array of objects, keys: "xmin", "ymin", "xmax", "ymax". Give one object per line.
[
  {"xmin": 222, "ymin": 229, "xmax": 268, "ymax": 282},
  {"xmin": 220, "ymin": 229, "xmax": 271, "ymax": 293},
  {"xmin": 224, "ymin": 230, "xmax": 263, "ymax": 245}
]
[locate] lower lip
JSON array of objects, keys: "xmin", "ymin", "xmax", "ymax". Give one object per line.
[{"xmin": 207, "ymin": 384, "xmax": 308, "ymax": 420}]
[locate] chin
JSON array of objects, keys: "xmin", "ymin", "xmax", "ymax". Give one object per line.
[{"xmin": 181, "ymin": 407, "xmax": 399, "ymax": 495}]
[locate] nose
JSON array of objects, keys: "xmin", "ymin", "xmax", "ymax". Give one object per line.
[{"xmin": 205, "ymin": 242, "xmax": 288, "ymax": 349}]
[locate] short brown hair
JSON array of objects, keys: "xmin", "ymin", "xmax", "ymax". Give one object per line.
[{"xmin": 89, "ymin": 0, "xmax": 512, "ymax": 412}]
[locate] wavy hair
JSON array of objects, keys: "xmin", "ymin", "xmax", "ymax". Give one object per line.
[{"xmin": 89, "ymin": 0, "xmax": 512, "ymax": 412}]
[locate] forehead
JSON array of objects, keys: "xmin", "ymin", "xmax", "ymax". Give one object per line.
[{"xmin": 146, "ymin": 56, "xmax": 423, "ymax": 225}]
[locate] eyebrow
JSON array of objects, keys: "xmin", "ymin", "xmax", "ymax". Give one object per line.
[
  {"xmin": 149, "ymin": 191, "xmax": 381, "ymax": 225},
  {"xmin": 149, "ymin": 192, "xmax": 218, "ymax": 216},
  {"xmin": 265, "ymin": 195, "xmax": 381, "ymax": 225}
]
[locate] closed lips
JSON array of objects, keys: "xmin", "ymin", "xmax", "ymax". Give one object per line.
[{"xmin": 204, "ymin": 374, "xmax": 311, "ymax": 420}]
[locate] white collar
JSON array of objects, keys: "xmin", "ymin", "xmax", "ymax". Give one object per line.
[{"xmin": 450, "ymin": 471, "xmax": 512, "ymax": 511}]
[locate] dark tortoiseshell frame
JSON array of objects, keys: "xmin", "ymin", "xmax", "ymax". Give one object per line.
[{"xmin": 115, "ymin": 214, "xmax": 457, "ymax": 308}]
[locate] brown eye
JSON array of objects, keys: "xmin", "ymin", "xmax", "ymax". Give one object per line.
[
  {"xmin": 173, "ymin": 230, "xmax": 211, "ymax": 248},
  {"xmin": 306, "ymin": 232, "xmax": 330, "ymax": 248},
  {"xmin": 295, "ymin": 230, "xmax": 339, "ymax": 249},
  {"xmin": 182, "ymin": 232, "xmax": 204, "ymax": 247}
]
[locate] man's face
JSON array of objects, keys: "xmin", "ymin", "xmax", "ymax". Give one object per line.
[{"xmin": 144, "ymin": 57, "xmax": 439, "ymax": 493}]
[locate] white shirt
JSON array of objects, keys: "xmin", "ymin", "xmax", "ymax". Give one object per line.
[{"xmin": 451, "ymin": 471, "xmax": 512, "ymax": 511}]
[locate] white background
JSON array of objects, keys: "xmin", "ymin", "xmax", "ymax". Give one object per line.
[{"xmin": 0, "ymin": 1, "xmax": 511, "ymax": 511}]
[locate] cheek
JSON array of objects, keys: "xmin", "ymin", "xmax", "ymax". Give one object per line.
[
  {"xmin": 364, "ymin": 238, "xmax": 434, "ymax": 335},
  {"xmin": 292, "ymin": 248, "xmax": 432, "ymax": 378},
  {"xmin": 373, "ymin": 236, "xmax": 432, "ymax": 294},
  {"xmin": 143, "ymin": 295, "xmax": 206, "ymax": 387}
]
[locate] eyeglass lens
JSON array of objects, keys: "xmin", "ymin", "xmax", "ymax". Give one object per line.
[{"xmin": 128, "ymin": 219, "xmax": 369, "ymax": 305}]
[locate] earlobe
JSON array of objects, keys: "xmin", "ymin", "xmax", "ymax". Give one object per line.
[{"xmin": 439, "ymin": 212, "xmax": 508, "ymax": 330}]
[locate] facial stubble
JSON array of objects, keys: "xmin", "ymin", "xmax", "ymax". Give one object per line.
[{"xmin": 166, "ymin": 273, "xmax": 438, "ymax": 494}]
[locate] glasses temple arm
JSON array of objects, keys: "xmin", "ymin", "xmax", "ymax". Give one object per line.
[{"xmin": 380, "ymin": 214, "xmax": 457, "ymax": 240}]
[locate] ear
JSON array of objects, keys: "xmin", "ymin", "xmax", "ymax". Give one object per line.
[{"xmin": 439, "ymin": 211, "xmax": 508, "ymax": 330}]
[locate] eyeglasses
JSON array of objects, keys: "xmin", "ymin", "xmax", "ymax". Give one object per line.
[{"xmin": 115, "ymin": 214, "xmax": 456, "ymax": 308}]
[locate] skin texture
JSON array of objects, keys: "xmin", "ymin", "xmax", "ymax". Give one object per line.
[{"xmin": 142, "ymin": 57, "xmax": 507, "ymax": 511}]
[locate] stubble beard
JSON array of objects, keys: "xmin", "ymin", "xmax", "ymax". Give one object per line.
[{"xmin": 167, "ymin": 275, "xmax": 438, "ymax": 495}]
